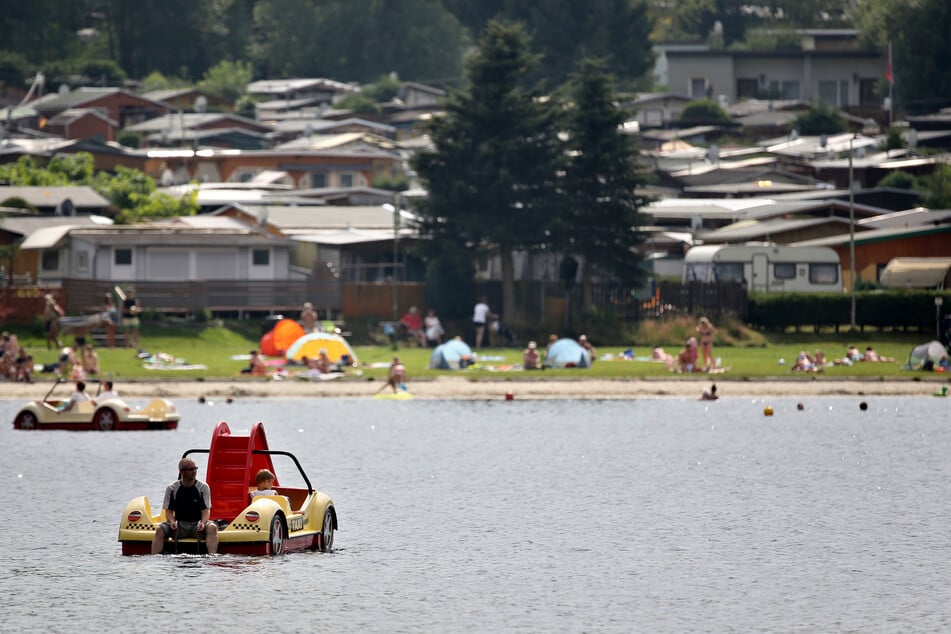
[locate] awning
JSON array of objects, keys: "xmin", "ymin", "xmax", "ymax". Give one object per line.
[{"xmin": 20, "ymin": 225, "xmax": 77, "ymax": 249}]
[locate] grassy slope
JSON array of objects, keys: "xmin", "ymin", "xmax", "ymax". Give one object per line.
[{"xmin": 6, "ymin": 321, "xmax": 946, "ymax": 383}]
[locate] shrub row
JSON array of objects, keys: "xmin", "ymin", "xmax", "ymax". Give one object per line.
[{"xmin": 748, "ymin": 291, "xmax": 951, "ymax": 332}]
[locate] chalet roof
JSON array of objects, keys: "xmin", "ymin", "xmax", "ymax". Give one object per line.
[
  {"xmin": 21, "ymin": 222, "xmax": 288, "ymax": 249},
  {"xmin": 255, "ymin": 97, "xmax": 330, "ymax": 114},
  {"xmin": 764, "ymin": 132, "xmax": 880, "ymax": 159},
  {"xmin": 0, "ymin": 185, "xmax": 110, "ymax": 209},
  {"xmin": 0, "ymin": 215, "xmax": 112, "ymax": 239},
  {"xmin": 140, "ymin": 88, "xmax": 225, "ymax": 104},
  {"xmin": 143, "ymin": 126, "xmax": 271, "ymax": 149},
  {"xmin": 644, "ymin": 196, "xmax": 889, "ymax": 228},
  {"xmin": 859, "ymin": 208, "xmax": 951, "ymax": 229},
  {"xmin": 697, "ymin": 216, "xmax": 855, "ymax": 243},
  {"xmin": 0, "ymin": 104, "xmax": 39, "ymax": 120},
  {"xmin": 246, "ymin": 78, "xmax": 358, "ymax": 97},
  {"xmin": 771, "ymin": 187, "xmax": 924, "ymax": 211},
  {"xmin": 47, "ymin": 108, "xmax": 119, "ymax": 128},
  {"xmin": 125, "ymin": 112, "xmax": 270, "ymax": 134},
  {"xmin": 272, "ymin": 131, "xmax": 400, "ymax": 153},
  {"xmin": 793, "ymin": 222, "xmax": 951, "ymax": 247},
  {"xmin": 30, "ymin": 87, "xmax": 171, "ymax": 115},
  {"xmin": 401, "ymin": 82, "xmax": 446, "ymax": 97},
  {"xmin": 291, "ymin": 228, "xmax": 402, "ymax": 246},
  {"xmin": 234, "ymin": 204, "xmax": 406, "ymax": 231},
  {"xmin": 269, "ymin": 117, "xmax": 396, "ymax": 137}
]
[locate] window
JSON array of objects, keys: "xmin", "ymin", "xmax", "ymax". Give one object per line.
[
  {"xmin": 859, "ymin": 78, "xmax": 877, "ymax": 107},
  {"xmin": 839, "ymin": 80, "xmax": 849, "ymax": 106},
  {"xmin": 737, "ymin": 78, "xmax": 758, "ymax": 99},
  {"xmin": 768, "ymin": 80, "xmax": 801, "ymax": 99},
  {"xmin": 782, "ymin": 81, "xmax": 800, "ymax": 99},
  {"xmin": 774, "ymin": 262, "xmax": 796, "ymax": 280},
  {"xmin": 41, "ymin": 250, "xmax": 59, "ymax": 271},
  {"xmin": 252, "ymin": 249, "xmax": 270, "ymax": 266},
  {"xmin": 310, "ymin": 173, "xmax": 326, "ymax": 188},
  {"xmin": 809, "ymin": 263, "xmax": 839, "ymax": 285},
  {"xmin": 77, "ymin": 252, "xmax": 89, "ymax": 272},
  {"xmin": 115, "ymin": 248, "xmax": 132, "ymax": 266},
  {"xmin": 713, "ymin": 263, "xmax": 744, "ymax": 282},
  {"xmin": 818, "ymin": 81, "xmax": 838, "ymax": 105},
  {"xmin": 340, "ymin": 172, "xmax": 354, "ymax": 188},
  {"xmin": 689, "ymin": 77, "xmax": 707, "ymax": 99},
  {"xmin": 685, "ymin": 263, "xmax": 712, "ymax": 283}
]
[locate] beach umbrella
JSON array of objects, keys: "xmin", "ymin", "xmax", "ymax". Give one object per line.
[
  {"xmin": 430, "ymin": 338, "xmax": 474, "ymax": 370},
  {"xmin": 260, "ymin": 318, "xmax": 304, "ymax": 356},
  {"xmin": 545, "ymin": 338, "xmax": 591, "ymax": 368},
  {"xmin": 286, "ymin": 332, "xmax": 358, "ymax": 366}
]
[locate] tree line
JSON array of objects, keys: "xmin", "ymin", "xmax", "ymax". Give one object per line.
[{"xmin": 5, "ymin": 0, "xmax": 947, "ymax": 112}]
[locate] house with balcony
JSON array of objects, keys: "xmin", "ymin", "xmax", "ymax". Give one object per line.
[{"xmin": 664, "ymin": 30, "xmax": 887, "ymax": 120}]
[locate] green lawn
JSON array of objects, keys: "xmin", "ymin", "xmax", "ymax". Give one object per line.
[{"xmin": 6, "ymin": 321, "xmax": 946, "ymax": 383}]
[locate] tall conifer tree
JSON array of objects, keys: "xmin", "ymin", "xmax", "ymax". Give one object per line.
[
  {"xmin": 559, "ymin": 58, "xmax": 650, "ymax": 311},
  {"xmin": 412, "ymin": 20, "xmax": 563, "ymax": 323}
]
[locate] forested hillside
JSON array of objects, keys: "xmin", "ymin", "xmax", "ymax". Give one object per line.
[{"xmin": 0, "ymin": 1, "xmax": 949, "ymax": 113}]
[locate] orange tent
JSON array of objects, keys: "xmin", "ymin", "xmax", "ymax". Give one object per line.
[{"xmin": 260, "ymin": 319, "xmax": 304, "ymax": 356}]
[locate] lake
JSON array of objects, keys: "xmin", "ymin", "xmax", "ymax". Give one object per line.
[{"xmin": 2, "ymin": 395, "xmax": 950, "ymax": 632}]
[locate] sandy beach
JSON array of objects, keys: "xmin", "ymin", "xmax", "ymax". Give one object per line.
[{"xmin": 3, "ymin": 376, "xmax": 947, "ymax": 400}]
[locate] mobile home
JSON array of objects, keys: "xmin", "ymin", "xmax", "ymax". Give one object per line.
[
  {"xmin": 683, "ymin": 245, "xmax": 842, "ymax": 292},
  {"xmin": 879, "ymin": 257, "xmax": 951, "ymax": 290}
]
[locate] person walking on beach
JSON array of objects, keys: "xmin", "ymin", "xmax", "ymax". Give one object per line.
[
  {"xmin": 120, "ymin": 287, "xmax": 140, "ymax": 349},
  {"xmin": 472, "ymin": 298, "xmax": 494, "ymax": 349},
  {"xmin": 696, "ymin": 316, "xmax": 717, "ymax": 371},
  {"xmin": 377, "ymin": 356, "xmax": 407, "ymax": 394}
]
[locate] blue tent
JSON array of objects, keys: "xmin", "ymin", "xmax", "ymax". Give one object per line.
[
  {"xmin": 430, "ymin": 339, "xmax": 474, "ymax": 370},
  {"xmin": 545, "ymin": 338, "xmax": 592, "ymax": 368}
]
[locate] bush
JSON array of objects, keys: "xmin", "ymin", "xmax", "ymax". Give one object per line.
[
  {"xmin": 0, "ymin": 196, "xmax": 37, "ymax": 212},
  {"xmin": 793, "ymin": 104, "xmax": 846, "ymax": 136},
  {"xmin": 680, "ymin": 99, "xmax": 731, "ymax": 124}
]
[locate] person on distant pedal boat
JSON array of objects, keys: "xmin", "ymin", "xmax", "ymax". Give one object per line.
[
  {"xmin": 151, "ymin": 458, "xmax": 218, "ymax": 555},
  {"xmin": 61, "ymin": 380, "xmax": 90, "ymax": 411},
  {"xmin": 96, "ymin": 380, "xmax": 119, "ymax": 402}
]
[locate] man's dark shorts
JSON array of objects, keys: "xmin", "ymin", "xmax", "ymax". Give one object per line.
[{"xmin": 159, "ymin": 521, "xmax": 205, "ymax": 539}]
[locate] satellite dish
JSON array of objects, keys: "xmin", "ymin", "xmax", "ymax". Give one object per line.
[
  {"xmin": 194, "ymin": 95, "xmax": 207, "ymax": 113},
  {"xmin": 56, "ymin": 198, "xmax": 75, "ymax": 217}
]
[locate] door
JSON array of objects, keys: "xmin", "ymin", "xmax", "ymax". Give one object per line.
[{"xmin": 751, "ymin": 253, "xmax": 769, "ymax": 292}]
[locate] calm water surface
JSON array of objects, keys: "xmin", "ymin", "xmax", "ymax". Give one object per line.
[{"xmin": 1, "ymin": 396, "xmax": 949, "ymax": 633}]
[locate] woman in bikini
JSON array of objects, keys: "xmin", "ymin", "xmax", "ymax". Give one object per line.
[{"xmin": 696, "ymin": 316, "xmax": 716, "ymax": 371}]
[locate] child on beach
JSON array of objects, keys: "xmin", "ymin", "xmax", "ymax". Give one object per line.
[{"xmin": 377, "ymin": 356, "xmax": 407, "ymax": 394}]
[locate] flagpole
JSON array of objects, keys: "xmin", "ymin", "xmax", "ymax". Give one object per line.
[{"xmin": 887, "ymin": 42, "xmax": 894, "ymax": 128}]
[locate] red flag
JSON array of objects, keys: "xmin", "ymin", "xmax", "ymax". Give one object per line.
[{"xmin": 886, "ymin": 43, "xmax": 894, "ymax": 85}]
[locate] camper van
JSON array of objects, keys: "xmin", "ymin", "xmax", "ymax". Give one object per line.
[
  {"xmin": 683, "ymin": 245, "xmax": 843, "ymax": 293},
  {"xmin": 879, "ymin": 257, "xmax": 951, "ymax": 290}
]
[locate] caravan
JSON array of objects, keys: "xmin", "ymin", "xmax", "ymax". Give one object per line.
[{"xmin": 683, "ymin": 245, "xmax": 842, "ymax": 293}]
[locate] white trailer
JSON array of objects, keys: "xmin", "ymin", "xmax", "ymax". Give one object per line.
[{"xmin": 683, "ymin": 244, "xmax": 842, "ymax": 293}]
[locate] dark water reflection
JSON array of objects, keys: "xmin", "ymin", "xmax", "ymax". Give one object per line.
[{"xmin": 2, "ymin": 396, "xmax": 950, "ymax": 632}]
